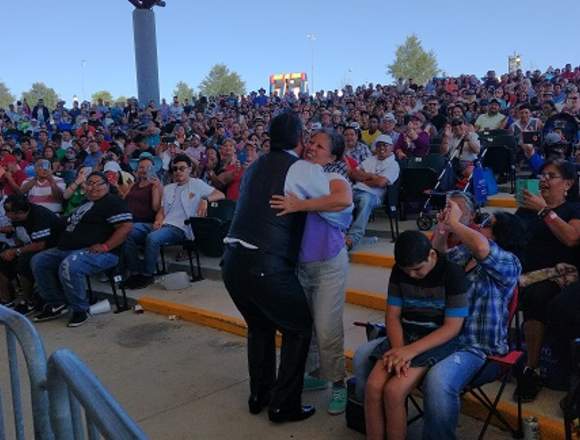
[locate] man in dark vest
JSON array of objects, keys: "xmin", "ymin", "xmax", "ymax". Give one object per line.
[{"xmin": 223, "ymin": 112, "xmax": 332, "ymax": 423}]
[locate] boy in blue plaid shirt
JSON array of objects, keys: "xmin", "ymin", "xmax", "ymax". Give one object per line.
[{"xmin": 423, "ymin": 200, "xmax": 524, "ymax": 440}]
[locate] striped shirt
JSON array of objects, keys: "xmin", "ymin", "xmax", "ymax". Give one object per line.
[
  {"xmin": 387, "ymin": 253, "xmax": 469, "ymax": 338},
  {"xmin": 22, "ymin": 177, "xmax": 65, "ymax": 213}
]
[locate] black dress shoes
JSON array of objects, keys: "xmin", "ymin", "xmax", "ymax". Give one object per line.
[
  {"xmin": 248, "ymin": 394, "xmax": 270, "ymax": 415},
  {"xmin": 268, "ymin": 405, "xmax": 316, "ymax": 423}
]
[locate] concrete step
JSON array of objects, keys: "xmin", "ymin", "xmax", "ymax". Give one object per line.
[{"xmin": 91, "ymin": 276, "xmax": 566, "ymax": 435}]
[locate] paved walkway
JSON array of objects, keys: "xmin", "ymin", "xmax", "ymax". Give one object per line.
[{"xmin": 1, "ymin": 310, "xmax": 512, "ymax": 439}]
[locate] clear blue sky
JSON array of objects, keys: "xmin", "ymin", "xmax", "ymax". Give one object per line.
[{"xmin": 2, "ymin": 0, "xmax": 579, "ymax": 103}]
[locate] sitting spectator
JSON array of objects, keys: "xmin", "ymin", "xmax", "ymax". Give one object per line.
[
  {"xmin": 0, "ymin": 195, "xmax": 63, "ymax": 314},
  {"xmin": 474, "ymin": 99, "xmax": 506, "ymax": 131},
  {"xmin": 515, "ymin": 159, "xmax": 580, "ymax": 401},
  {"xmin": 125, "ymin": 156, "xmax": 163, "ymax": 224},
  {"xmin": 82, "ymin": 140, "xmax": 103, "ymax": 168},
  {"xmin": 20, "ymin": 159, "xmax": 66, "ymax": 213},
  {"xmin": 423, "ymin": 98, "xmax": 447, "ymax": 135},
  {"xmin": 511, "ymin": 104, "xmax": 543, "ymax": 150},
  {"xmin": 32, "ymin": 171, "xmax": 133, "ymax": 327},
  {"xmin": 440, "ymin": 118, "xmax": 481, "ymax": 187},
  {"xmin": 343, "ymin": 125, "xmax": 371, "ymax": 168},
  {"xmin": 62, "ymin": 166, "xmax": 91, "ymax": 215},
  {"xmin": 184, "ymin": 134, "xmax": 206, "ymax": 164},
  {"xmin": 380, "ymin": 113, "xmax": 401, "ymax": 146},
  {"xmin": 364, "ymin": 231, "xmax": 468, "ymax": 440},
  {"xmin": 198, "ymin": 147, "xmax": 221, "ymax": 183},
  {"xmin": 123, "ymin": 154, "xmax": 224, "ymax": 289},
  {"xmin": 0, "ymin": 154, "xmax": 26, "ymax": 196},
  {"xmin": 216, "ymin": 143, "xmax": 259, "ymax": 201},
  {"xmin": 361, "ymin": 115, "xmax": 382, "ymax": 147},
  {"xmin": 103, "ymin": 160, "xmax": 134, "ymax": 198},
  {"xmin": 346, "ymin": 135, "xmax": 399, "ymax": 250},
  {"xmin": 394, "ymin": 113, "xmax": 430, "ymax": 159}
]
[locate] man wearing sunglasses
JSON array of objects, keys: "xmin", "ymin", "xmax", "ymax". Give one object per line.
[
  {"xmin": 124, "ymin": 154, "xmax": 224, "ymax": 289},
  {"xmin": 31, "ymin": 171, "xmax": 133, "ymax": 327}
]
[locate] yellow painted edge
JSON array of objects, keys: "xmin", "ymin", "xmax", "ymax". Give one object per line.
[
  {"xmin": 488, "ymin": 196, "xmax": 517, "ymax": 208},
  {"xmin": 462, "ymin": 393, "xmax": 564, "ymax": 440},
  {"xmin": 139, "ymin": 297, "xmax": 564, "ymax": 440},
  {"xmin": 346, "ymin": 289, "xmax": 385, "ymax": 311},
  {"xmin": 350, "ymin": 252, "xmax": 394, "ymax": 268}
]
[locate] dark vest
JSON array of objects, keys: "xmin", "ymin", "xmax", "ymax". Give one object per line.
[{"xmin": 228, "ymin": 150, "xmax": 306, "ymax": 262}]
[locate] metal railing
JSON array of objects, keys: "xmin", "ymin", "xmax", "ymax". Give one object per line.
[
  {"xmin": 47, "ymin": 349, "xmax": 148, "ymax": 440},
  {"xmin": 0, "ymin": 305, "xmax": 53, "ymax": 440}
]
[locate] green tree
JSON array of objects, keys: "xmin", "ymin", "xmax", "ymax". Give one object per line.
[
  {"xmin": 114, "ymin": 96, "xmax": 128, "ymax": 106},
  {"xmin": 387, "ymin": 34, "xmax": 439, "ymax": 85},
  {"xmin": 199, "ymin": 64, "xmax": 246, "ymax": 97},
  {"xmin": 91, "ymin": 90, "xmax": 113, "ymax": 104},
  {"xmin": 0, "ymin": 82, "xmax": 15, "ymax": 109},
  {"xmin": 21, "ymin": 82, "xmax": 59, "ymax": 110},
  {"xmin": 173, "ymin": 81, "xmax": 195, "ymax": 103}
]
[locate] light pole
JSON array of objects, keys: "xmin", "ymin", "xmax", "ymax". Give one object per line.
[
  {"xmin": 81, "ymin": 59, "xmax": 87, "ymax": 102},
  {"xmin": 306, "ymin": 33, "xmax": 316, "ymax": 95}
]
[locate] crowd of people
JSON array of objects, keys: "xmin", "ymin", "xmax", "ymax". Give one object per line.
[{"xmin": 0, "ymin": 64, "xmax": 579, "ymax": 438}]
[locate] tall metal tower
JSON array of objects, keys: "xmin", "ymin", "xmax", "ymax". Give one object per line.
[{"xmin": 127, "ymin": 0, "xmax": 166, "ymax": 106}]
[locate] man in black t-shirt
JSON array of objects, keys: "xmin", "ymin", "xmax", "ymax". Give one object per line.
[
  {"xmin": 0, "ymin": 195, "xmax": 63, "ymax": 314},
  {"xmin": 32, "ymin": 172, "xmax": 133, "ymax": 328}
]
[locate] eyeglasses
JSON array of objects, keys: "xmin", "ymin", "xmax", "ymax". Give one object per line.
[
  {"xmin": 85, "ymin": 181, "xmax": 107, "ymax": 188},
  {"xmin": 538, "ymin": 173, "xmax": 562, "ymax": 181},
  {"xmin": 171, "ymin": 166, "xmax": 188, "ymax": 172}
]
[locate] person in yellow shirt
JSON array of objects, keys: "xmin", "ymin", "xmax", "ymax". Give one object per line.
[{"xmin": 361, "ymin": 115, "xmax": 382, "ymax": 147}]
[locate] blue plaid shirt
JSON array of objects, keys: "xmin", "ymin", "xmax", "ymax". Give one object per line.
[{"xmin": 447, "ymin": 241, "xmax": 521, "ymax": 357}]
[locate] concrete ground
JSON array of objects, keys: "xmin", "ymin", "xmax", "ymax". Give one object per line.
[{"xmin": 0, "ymin": 310, "xmax": 512, "ymax": 439}]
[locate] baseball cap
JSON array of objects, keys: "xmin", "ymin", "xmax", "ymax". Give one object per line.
[
  {"xmin": 489, "ymin": 98, "xmax": 501, "ymax": 106},
  {"xmin": 383, "ymin": 113, "xmax": 396, "ymax": 123},
  {"xmin": 545, "ymin": 132, "xmax": 562, "ymax": 145},
  {"xmin": 103, "ymin": 161, "xmax": 121, "ymax": 173},
  {"xmin": 372, "ymin": 134, "xmax": 393, "ymax": 149}
]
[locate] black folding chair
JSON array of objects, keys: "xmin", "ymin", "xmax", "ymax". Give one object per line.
[
  {"xmin": 482, "ymin": 146, "xmax": 516, "ymax": 193},
  {"xmin": 383, "ymin": 179, "xmax": 400, "ymax": 242},
  {"xmin": 86, "ymin": 247, "xmax": 130, "ymax": 313},
  {"xmin": 398, "ymin": 167, "xmax": 438, "ymax": 220}
]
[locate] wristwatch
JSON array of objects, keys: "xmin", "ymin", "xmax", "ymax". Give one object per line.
[
  {"xmin": 537, "ymin": 207, "xmax": 553, "ymax": 219},
  {"xmin": 15, "ymin": 248, "xmax": 22, "ymax": 257}
]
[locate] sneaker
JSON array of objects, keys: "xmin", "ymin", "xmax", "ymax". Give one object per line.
[
  {"xmin": 13, "ymin": 302, "xmax": 35, "ymax": 316},
  {"xmin": 303, "ymin": 375, "xmax": 328, "ymax": 391},
  {"xmin": 67, "ymin": 311, "xmax": 89, "ymax": 328},
  {"xmin": 327, "ymin": 386, "xmax": 347, "ymax": 415},
  {"xmin": 514, "ymin": 367, "xmax": 543, "ymax": 402},
  {"xmin": 34, "ymin": 304, "xmax": 69, "ymax": 322}
]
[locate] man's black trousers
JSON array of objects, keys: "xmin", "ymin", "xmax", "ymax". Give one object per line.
[{"xmin": 222, "ymin": 244, "xmax": 312, "ymax": 412}]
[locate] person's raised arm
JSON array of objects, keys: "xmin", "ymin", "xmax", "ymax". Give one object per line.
[{"xmin": 443, "ymin": 199, "xmax": 490, "ymax": 259}]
